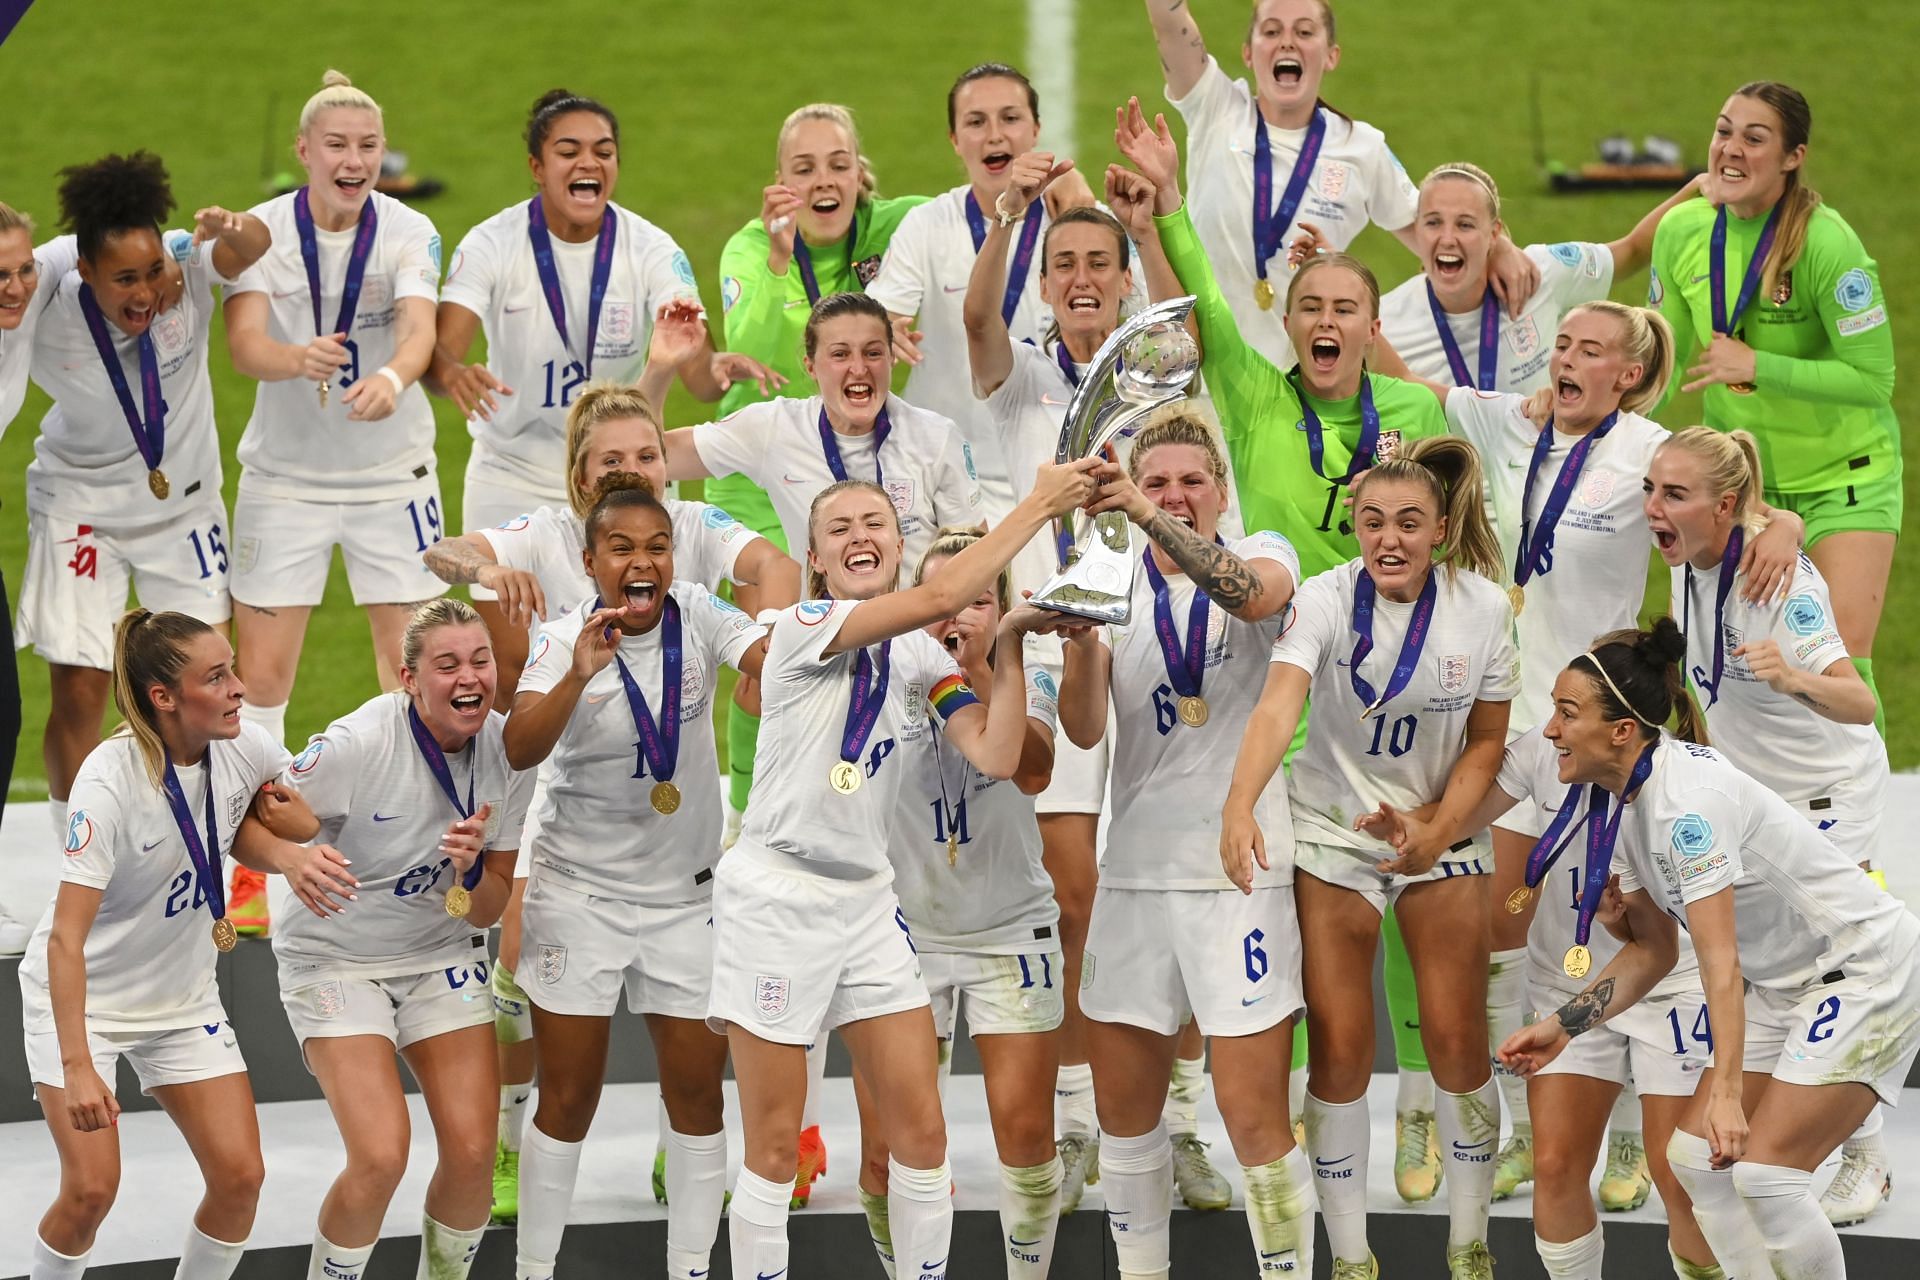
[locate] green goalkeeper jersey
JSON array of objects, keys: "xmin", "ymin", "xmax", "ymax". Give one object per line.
[
  {"xmin": 1156, "ymin": 205, "xmax": 1449, "ymax": 580},
  {"xmin": 1650, "ymin": 197, "xmax": 1898, "ymax": 493}
]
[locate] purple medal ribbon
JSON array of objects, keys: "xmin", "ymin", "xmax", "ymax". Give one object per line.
[
  {"xmin": 1252, "ymin": 106, "xmax": 1327, "ymax": 288},
  {"xmin": 1574, "ymin": 746, "xmax": 1655, "ymax": 949},
  {"xmin": 1349, "ymin": 567, "xmax": 1438, "ymax": 717},
  {"xmin": 1293, "ymin": 369, "xmax": 1382, "ymax": 485},
  {"xmin": 1683, "ymin": 526, "xmax": 1745, "ymax": 710},
  {"xmin": 1521, "ymin": 780, "xmax": 1587, "ymax": 891},
  {"xmin": 1513, "ymin": 411, "xmax": 1619, "ymax": 590},
  {"xmin": 1710, "ymin": 201, "xmax": 1782, "ymax": 337},
  {"xmin": 792, "ymin": 210, "xmax": 861, "ymax": 306},
  {"xmin": 1053, "ymin": 337, "xmax": 1082, "ymax": 388},
  {"xmin": 601, "ymin": 594, "xmax": 683, "ymax": 786},
  {"xmin": 839, "ymin": 639, "xmax": 893, "ymax": 770},
  {"xmin": 1142, "ymin": 543, "xmax": 1218, "ymax": 701},
  {"xmin": 818, "ymin": 404, "xmax": 892, "ymax": 487},
  {"xmin": 527, "ymin": 197, "xmax": 616, "ymax": 375},
  {"xmin": 160, "ymin": 750, "xmax": 226, "ymax": 926},
  {"xmin": 292, "ymin": 186, "xmax": 379, "ymax": 393},
  {"xmin": 77, "ymin": 284, "xmax": 165, "ymax": 476},
  {"xmin": 1423, "ymin": 281, "xmax": 1500, "ymax": 390},
  {"xmin": 964, "ymin": 191, "xmax": 1045, "ymax": 328},
  {"xmin": 407, "ymin": 703, "xmax": 484, "ymax": 892}
]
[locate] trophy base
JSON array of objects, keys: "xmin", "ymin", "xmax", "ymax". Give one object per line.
[{"xmin": 1031, "ymin": 557, "xmax": 1134, "ymax": 625}]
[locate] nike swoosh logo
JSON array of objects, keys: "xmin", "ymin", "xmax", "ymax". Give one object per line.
[
  {"xmin": 1009, "ymin": 1238, "xmax": 1043, "ymax": 1246},
  {"xmin": 1506, "ymin": 459, "xmax": 1525, "ymax": 468},
  {"xmin": 1689, "ymin": 273, "xmax": 1711, "ymax": 284},
  {"xmin": 1314, "ymin": 1156, "xmax": 1351, "ymax": 1167},
  {"xmin": 1241, "ymin": 993, "xmax": 1270, "ymax": 1007},
  {"xmin": 785, "ymin": 299, "xmax": 810, "ymax": 310},
  {"xmin": 585, "ymin": 691, "xmax": 615, "ymax": 704},
  {"xmin": 942, "ymin": 284, "xmax": 967, "ymax": 294},
  {"xmin": 1453, "ymin": 1139, "xmax": 1492, "ymax": 1151},
  {"xmin": 143, "ymin": 839, "xmax": 165, "ymax": 851},
  {"xmin": 756, "ymin": 1272, "xmax": 788, "ymax": 1280},
  {"xmin": 272, "ymin": 289, "xmax": 303, "ymax": 299},
  {"xmin": 782, "ymin": 473, "xmax": 809, "ymax": 485},
  {"xmin": 372, "ymin": 813, "xmax": 401, "ymax": 823},
  {"xmin": 1040, "ymin": 395, "xmax": 1068, "ymax": 406}
]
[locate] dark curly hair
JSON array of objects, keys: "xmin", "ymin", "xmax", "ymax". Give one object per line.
[
  {"xmin": 526, "ymin": 88, "xmax": 619, "ymax": 158},
  {"xmin": 57, "ymin": 151, "xmax": 174, "ymax": 261}
]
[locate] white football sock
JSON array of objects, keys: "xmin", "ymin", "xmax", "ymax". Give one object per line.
[
  {"xmin": 1055, "ymin": 1061, "xmax": 1096, "ymax": 1138},
  {"xmin": 307, "ymin": 1235, "xmax": 373, "ymax": 1280},
  {"xmin": 31, "ymin": 1235, "xmax": 89, "ymax": 1280},
  {"xmin": 1395, "ymin": 1066, "xmax": 1434, "ymax": 1113},
  {"xmin": 999, "ymin": 1156, "xmax": 1063, "ymax": 1278},
  {"xmin": 1100, "ymin": 1124, "xmax": 1173, "ymax": 1280},
  {"xmin": 1535, "ymin": 1225, "xmax": 1604, "ymax": 1279},
  {"xmin": 1304, "ymin": 1090, "xmax": 1372, "ymax": 1266},
  {"xmin": 664, "ymin": 1127, "xmax": 728, "ymax": 1278},
  {"xmin": 414, "ymin": 1214, "xmax": 483, "ymax": 1280},
  {"xmin": 1164, "ymin": 1052, "xmax": 1206, "ymax": 1137},
  {"xmin": 801, "ymin": 1039, "xmax": 828, "ymax": 1130},
  {"xmin": 238, "ymin": 699, "xmax": 288, "ymax": 747},
  {"xmin": 1849, "ymin": 1104, "xmax": 1885, "ymax": 1144},
  {"xmin": 1487, "ymin": 947, "xmax": 1531, "ymax": 1133},
  {"xmin": 515, "ymin": 1124, "xmax": 583, "ymax": 1275},
  {"xmin": 174, "ymin": 1225, "xmax": 247, "ymax": 1280},
  {"xmin": 888, "ymin": 1157, "xmax": 953, "ymax": 1280},
  {"xmin": 728, "ymin": 1167, "xmax": 792, "ymax": 1280},
  {"xmin": 1667, "ymin": 1130, "xmax": 1772, "ymax": 1280},
  {"xmin": 1242, "ymin": 1146, "xmax": 1314, "ymax": 1277},
  {"xmin": 1436, "ymin": 1076, "xmax": 1500, "ymax": 1249},
  {"xmin": 861, "ymin": 1187, "xmax": 898, "ymax": 1278},
  {"xmin": 1731, "ymin": 1161, "xmax": 1844, "ymax": 1280}
]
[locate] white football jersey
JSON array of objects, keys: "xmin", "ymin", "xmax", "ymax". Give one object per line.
[
  {"xmin": 740, "ymin": 600, "xmax": 979, "ymax": 880},
  {"xmin": 1673, "ymin": 552, "xmax": 1887, "ymax": 806},
  {"xmin": 519, "ymin": 585, "xmax": 761, "ymax": 901},
  {"xmin": 0, "ymin": 235, "xmax": 77, "ymax": 435},
  {"xmin": 888, "ymin": 643, "xmax": 1061, "ymax": 953},
  {"xmin": 984, "ymin": 338, "xmax": 1095, "ymax": 601},
  {"xmin": 228, "ymin": 191, "xmax": 442, "ymax": 501},
  {"xmin": 1613, "ymin": 738, "xmax": 1917, "ymax": 993},
  {"xmin": 27, "ymin": 230, "xmax": 232, "ymax": 522},
  {"xmin": 439, "ymin": 200, "xmax": 703, "ymax": 492},
  {"xmin": 480, "ymin": 499, "xmax": 766, "ymax": 639},
  {"xmin": 866, "ymin": 184, "xmax": 1149, "ymax": 513},
  {"xmin": 1101, "ymin": 532, "xmax": 1300, "ymax": 890},
  {"xmin": 18, "ymin": 724, "xmax": 289, "ymax": 1033},
  {"xmin": 690, "ymin": 392, "xmax": 982, "ymax": 574},
  {"xmin": 272, "ymin": 695, "xmax": 531, "ymax": 983},
  {"xmin": 1497, "ymin": 726, "xmax": 1699, "ymax": 1000},
  {"xmin": 1169, "ymin": 57, "xmax": 1419, "ymax": 370},
  {"xmin": 1446, "ymin": 389, "xmax": 1666, "ymax": 732},
  {"xmin": 1275, "ymin": 559, "xmax": 1520, "ymax": 854},
  {"xmin": 1380, "ymin": 244, "xmax": 1615, "ymax": 395}
]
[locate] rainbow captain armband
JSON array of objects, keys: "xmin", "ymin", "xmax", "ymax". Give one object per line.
[{"xmin": 928, "ymin": 673, "xmax": 979, "ymax": 720}]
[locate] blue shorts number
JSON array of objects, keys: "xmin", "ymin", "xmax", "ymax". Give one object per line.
[
  {"xmin": 406, "ymin": 497, "xmax": 443, "ymax": 552},
  {"xmin": 186, "ymin": 523, "xmax": 229, "ymax": 580},
  {"xmin": 1243, "ymin": 928, "xmax": 1268, "ymax": 983},
  {"xmin": 1807, "ymin": 996, "xmax": 1842, "ymax": 1044},
  {"xmin": 1665, "ymin": 1003, "xmax": 1713, "ymax": 1055}
]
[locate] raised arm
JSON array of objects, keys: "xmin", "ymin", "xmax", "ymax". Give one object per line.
[
  {"xmin": 964, "ymin": 152, "xmax": 1073, "ymax": 398},
  {"xmin": 503, "ymin": 608, "xmax": 620, "ymax": 771},
  {"xmin": 422, "ymin": 532, "xmax": 548, "ymax": 632},
  {"xmin": 192, "ymin": 205, "xmax": 271, "ymax": 281},
  {"xmin": 1142, "ymin": 0, "xmax": 1212, "ymax": 100},
  {"xmin": 1084, "ymin": 461, "xmax": 1294, "ymax": 622}
]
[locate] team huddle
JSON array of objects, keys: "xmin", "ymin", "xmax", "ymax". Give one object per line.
[{"xmin": 0, "ymin": 2, "xmax": 1909, "ymax": 1279}]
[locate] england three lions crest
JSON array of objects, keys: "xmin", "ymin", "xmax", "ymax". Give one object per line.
[{"xmin": 1439, "ymin": 653, "xmax": 1471, "ymax": 694}]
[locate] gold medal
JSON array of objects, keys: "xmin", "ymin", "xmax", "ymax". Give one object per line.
[
  {"xmin": 829, "ymin": 761, "xmax": 863, "ymax": 795},
  {"xmin": 650, "ymin": 780, "xmax": 682, "ymax": 815},
  {"xmin": 1508, "ymin": 584, "xmax": 1526, "ymax": 617},
  {"xmin": 1563, "ymin": 945, "xmax": 1592, "ymax": 980},
  {"xmin": 947, "ymin": 832, "xmax": 959, "ymax": 867},
  {"xmin": 148, "ymin": 468, "xmax": 169, "ymax": 500},
  {"xmin": 318, "ymin": 379, "xmax": 330, "ymax": 409},
  {"xmin": 1728, "ymin": 381, "xmax": 1756, "ymax": 395},
  {"xmin": 1254, "ymin": 277, "xmax": 1276, "ymax": 311},
  {"xmin": 1177, "ymin": 695, "xmax": 1210, "ymax": 728},
  {"xmin": 444, "ymin": 885, "xmax": 472, "ymax": 919},
  {"xmin": 1505, "ymin": 886, "xmax": 1533, "ymax": 915},
  {"xmin": 211, "ymin": 917, "xmax": 238, "ymax": 952}
]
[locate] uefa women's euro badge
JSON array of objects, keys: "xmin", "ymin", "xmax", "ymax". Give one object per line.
[{"xmin": 1030, "ymin": 297, "xmax": 1200, "ymax": 626}]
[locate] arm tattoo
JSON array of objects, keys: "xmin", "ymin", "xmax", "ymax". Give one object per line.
[
  {"xmin": 1555, "ymin": 977, "xmax": 1616, "ymax": 1038},
  {"xmin": 1140, "ymin": 509, "xmax": 1264, "ymax": 612},
  {"xmin": 423, "ymin": 536, "xmax": 493, "ymax": 585},
  {"xmin": 1791, "ymin": 690, "xmax": 1832, "ymax": 713}
]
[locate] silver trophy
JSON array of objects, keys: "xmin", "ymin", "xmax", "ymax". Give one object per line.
[{"xmin": 1030, "ymin": 296, "xmax": 1200, "ymax": 624}]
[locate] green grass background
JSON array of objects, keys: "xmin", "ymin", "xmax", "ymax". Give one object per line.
[{"xmin": 0, "ymin": 0, "xmax": 1913, "ymax": 793}]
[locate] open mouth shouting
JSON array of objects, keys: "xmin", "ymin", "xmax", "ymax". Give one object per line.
[
  {"xmin": 332, "ymin": 174, "xmax": 368, "ymax": 200},
  {"xmin": 622, "ymin": 578, "xmax": 659, "ymax": 611},
  {"xmin": 449, "ymin": 690, "xmax": 488, "ymax": 721},
  {"xmin": 841, "ymin": 379, "xmax": 877, "ymax": 409},
  {"xmin": 982, "ymin": 150, "xmax": 1014, "ymax": 177},
  {"xmin": 1308, "ymin": 334, "xmax": 1341, "ymax": 374},
  {"xmin": 1432, "ymin": 250, "xmax": 1467, "ymax": 282},
  {"xmin": 843, "ymin": 546, "xmax": 884, "ymax": 578},
  {"xmin": 565, "ymin": 175, "xmax": 605, "ymax": 209},
  {"xmin": 1554, "ymin": 373, "xmax": 1584, "ymax": 412},
  {"xmin": 1272, "ymin": 57, "xmax": 1304, "ymax": 89},
  {"xmin": 1065, "ymin": 290, "xmax": 1103, "ymax": 316},
  {"xmin": 810, "ymin": 193, "xmax": 842, "ymax": 216}
]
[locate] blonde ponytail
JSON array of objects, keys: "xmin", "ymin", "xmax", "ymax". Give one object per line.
[
  {"xmin": 110, "ymin": 609, "xmax": 217, "ymax": 788},
  {"xmin": 1733, "ymin": 81, "xmax": 1821, "ymax": 303},
  {"xmin": 1565, "ymin": 301, "xmax": 1677, "ymax": 416},
  {"xmin": 1660, "ymin": 426, "xmax": 1767, "ymax": 535}
]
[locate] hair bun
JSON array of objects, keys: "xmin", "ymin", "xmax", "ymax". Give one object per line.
[
  {"xmin": 1641, "ymin": 615, "xmax": 1689, "ymax": 667},
  {"xmin": 321, "ymin": 69, "xmax": 352, "ymax": 88}
]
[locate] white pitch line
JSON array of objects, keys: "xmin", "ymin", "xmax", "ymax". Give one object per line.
[{"xmin": 1027, "ymin": 0, "xmax": 1078, "ymax": 162}]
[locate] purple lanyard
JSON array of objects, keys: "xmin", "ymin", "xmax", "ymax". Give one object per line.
[
  {"xmin": 1349, "ymin": 567, "xmax": 1437, "ymax": 717},
  {"xmin": 964, "ymin": 191, "xmax": 1045, "ymax": 328},
  {"xmin": 1293, "ymin": 369, "xmax": 1381, "ymax": 485},
  {"xmin": 1054, "ymin": 337, "xmax": 1082, "ymax": 388},
  {"xmin": 1710, "ymin": 201, "xmax": 1782, "ymax": 336},
  {"xmin": 292, "ymin": 187, "xmax": 379, "ymax": 352},
  {"xmin": 1525, "ymin": 745, "xmax": 1655, "ymax": 949},
  {"xmin": 76, "ymin": 284, "xmax": 165, "ymax": 474},
  {"xmin": 839, "ymin": 639, "xmax": 893, "ymax": 768},
  {"xmin": 818, "ymin": 405, "xmax": 892, "ymax": 487},
  {"xmin": 1513, "ymin": 412, "xmax": 1619, "ymax": 589},
  {"xmin": 1424, "ymin": 281, "xmax": 1500, "ymax": 391},
  {"xmin": 1683, "ymin": 526, "xmax": 1745, "ymax": 710},
  {"xmin": 793, "ymin": 211, "xmax": 861, "ymax": 306},
  {"xmin": 1251, "ymin": 106, "xmax": 1327, "ymax": 286},
  {"xmin": 160, "ymin": 750, "xmax": 226, "ymax": 924},
  {"xmin": 527, "ymin": 197, "xmax": 616, "ymax": 374},
  {"xmin": 602, "ymin": 595, "xmax": 682, "ymax": 785},
  {"xmin": 1143, "ymin": 546, "xmax": 1217, "ymax": 700},
  {"xmin": 407, "ymin": 703, "xmax": 484, "ymax": 891}
]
